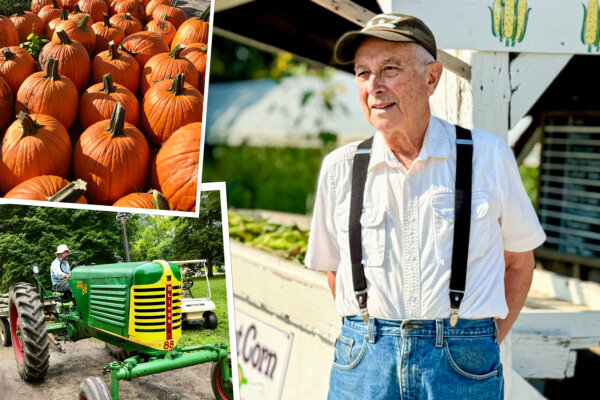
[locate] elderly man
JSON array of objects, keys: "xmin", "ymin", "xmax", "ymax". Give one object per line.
[
  {"xmin": 51, "ymin": 244, "xmax": 72, "ymax": 292},
  {"xmin": 305, "ymin": 13, "xmax": 546, "ymax": 399}
]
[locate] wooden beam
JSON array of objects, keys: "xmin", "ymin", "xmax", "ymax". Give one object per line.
[
  {"xmin": 214, "ymin": 0, "xmax": 255, "ymax": 13},
  {"xmin": 310, "ymin": 0, "xmax": 471, "ymax": 80}
]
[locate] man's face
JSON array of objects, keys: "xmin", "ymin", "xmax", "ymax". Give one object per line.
[
  {"xmin": 354, "ymin": 38, "xmax": 441, "ymax": 134},
  {"xmin": 59, "ymin": 251, "xmax": 69, "ymax": 260}
]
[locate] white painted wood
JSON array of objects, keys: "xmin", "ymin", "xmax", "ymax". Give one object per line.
[
  {"xmin": 512, "ymin": 333, "xmax": 577, "ymax": 379},
  {"xmin": 530, "ymin": 269, "xmax": 600, "ymax": 310},
  {"xmin": 509, "ymin": 367, "xmax": 548, "ymax": 400},
  {"xmin": 214, "ymin": 0, "xmax": 255, "ymax": 12},
  {"xmin": 376, "ymin": 0, "xmax": 393, "ymax": 13},
  {"xmin": 509, "ymin": 53, "xmax": 572, "ymax": 128},
  {"xmin": 430, "ymin": 50, "xmax": 473, "ymax": 126},
  {"xmin": 514, "ymin": 309, "xmax": 600, "ymax": 341}
]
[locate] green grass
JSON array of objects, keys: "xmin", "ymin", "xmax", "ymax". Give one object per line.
[{"xmin": 178, "ymin": 274, "xmax": 231, "ymax": 347}]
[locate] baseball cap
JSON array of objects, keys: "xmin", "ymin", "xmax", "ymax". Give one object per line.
[
  {"xmin": 334, "ymin": 13, "xmax": 437, "ymax": 64},
  {"xmin": 56, "ymin": 244, "xmax": 69, "ymax": 254}
]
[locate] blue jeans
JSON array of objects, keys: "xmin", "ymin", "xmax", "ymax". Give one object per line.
[{"xmin": 328, "ymin": 316, "xmax": 503, "ymax": 400}]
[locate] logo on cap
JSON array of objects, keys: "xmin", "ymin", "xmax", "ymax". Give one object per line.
[{"xmin": 365, "ymin": 15, "xmax": 404, "ymax": 29}]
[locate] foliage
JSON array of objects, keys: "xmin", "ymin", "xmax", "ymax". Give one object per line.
[
  {"xmin": 519, "ymin": 164, "xmax": 539, "ymax": 206},
  {"xmin": 20, "ymin": 32, "xmax": 48, "ymax": 59},
  {"xmin": 128, "ymin": 214, "xmax": 176, "ymax": 262},
  {"xmin": 0, "ymin": 0, "xmax": 30, "ymax": 16},
  {"xmin": 178, "ymin": 275, "xmax": 230, "ymax": 346},
  {"xmin": 229, "ymin": 211, "xmax": 308, "ymax": 264}
]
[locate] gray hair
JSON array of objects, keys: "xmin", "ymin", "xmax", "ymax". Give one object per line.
[{"xmin": 413, "ymin": 44, "xmax": 435, "ymax": 70}]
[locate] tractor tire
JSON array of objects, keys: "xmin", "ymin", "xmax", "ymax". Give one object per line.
[
  {"xmin": 0, "ymin": 317, "xmax": 11, "ymax": 346},
  {"xmin": 203, "ymin": 311, "xmax": 218, "ymax": 330},
  {"xmin": 79, "ymin": 376, "xmax": 112, "ymax": 400},
  {"xmin": 8, "ymin": 282, "xmax": 50, "ymax": 382},
  {"xmin": 104, "ymin": 343, "xmax": 136, "ymax": 361},
  {"xmin": 211, "ymin": 354, "xmax": 233, "ymax": 400}
]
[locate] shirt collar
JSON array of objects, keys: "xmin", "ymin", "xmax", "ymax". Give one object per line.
[{"xmin": 368, "ymin": 115, "xmax": 451, "ymax": 171}]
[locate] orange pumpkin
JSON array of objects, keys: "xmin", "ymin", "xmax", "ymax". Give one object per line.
[
  {"xmin": 152, "ymin": 0, "xmax": 186, "ymax": 29},
  {"xmin": 66, "ymin": 4, "xmax": 94, "ymax": 25},
  {"xmin": 152, "ymin": 122, "xmax": 201, "ymax": 211},
  {"xmin": 79, "ymin": 73, "xmax": 139, "ymax": 128},
  {"xmin": 40, "ymin": 29, "xmax": 91, "ymax": 93},
  {"xmin": 32, "ymin": 0, "xmax": 54, "ymax": 13},
  {"xmin": 109, "ymin": 12, "xmax": 142, "ymax": 36},
  {"xmin": 180, "ymin": 43, "xmax": 206, "ymax": 92},
  {"xmin": 77, "ymin": 0, "xmax": 109, "ymax": 24},
  {"xmin": 46, "ymin": 8, "xmax": 70, "ymax": 39},
  {"xmin": 59, "ymin": 0, "xmax": 79, "ymax": 11},
  {"xmin": 0, "ymin": 16, "xmax": 19, "ymax": 47},
  {"xmin": 145, "ymin": 12, "xmax": 175, "ymax": 46},
  {"xmin": 10, "ymin": 11, "xmax": 45, "ymax": 44},
  {"xmin": 38, "ymin": 0, "xmax": 62, "ymax": 29},
  {"xmin": 52, "ymin": 13, "xmax": 96, "ymax": 54},
  {"xmin": 170, "ymin": 6, "xmax": 210, "ymax": 50},
  {"xmin": 0, "ymin": 46, "xmax": 36, "ymax": 95},
  {"xmin": 15, "ymin": 58, "xmax": 79, "ymax": 129},
  {"xmin": 144, "ymin": 0, "xmax": 168, "ymax": 23},
  {"xmin": 113, "ymin": 190, "xmax": 169, "ymax": 209},
  {"xmin": 141, "ymin": 73, "xmax": 203, "ymax": 144},
  {"xmin": 0, "ymin": 112, "xmax": 71, "ymax": 194},
  {"xmin": 92, "ymin": 12, "xmax": 125, "ymax": 55},
  {"xmin": 73, "ymin": 102, "xmax": 150, "ymax": 204},
  {"xmin": 119, "ymin": 30, "xmax": 168, "ymax": 69},
  {"xmin": 111, "ymin": 0, "xmax": 144, "ymax": 24},
  {"xmin": 0, "ymin": 76, "xmax": 13, "ymax": 132},
  {"xmin": 140, "ymin": 44, "xmax": 198, "ymax": 94},
  {"xmin": 92, "ymin": 40, "xmax": 140, "ymax": 93},
  {"xmin": 4, "ymin": 175, "xmax": 87, "ymax": 203}
]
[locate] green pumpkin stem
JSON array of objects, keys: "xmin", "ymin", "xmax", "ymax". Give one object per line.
[
  {"xmin": 44, "ymin": 58, "xmax": 60, "ymax": 81},
  {"xmin": 161, "ymin": 12, "xmax": 167, "ymax": 21},
  {"xmin": 107, "ymin": 102, "xmax": 127, "ymax": 138},
  {"xmin": 151, "ymin": 190, "xmax": 170, "ymax": 210},
  {"xmin": 48, "ymin": 179, "xmax": 87, "ymax": 203},
  {"xmin": 169, "ymin": 44, "xmax": 184, "ymax": 59},
  {"xmin": 103, "ymin": 12, "xmax": 111, "ymax": 27},
  {"xmin": 107, "ymin": 41, "xmax": 120, "ymax": 59},
  {"xmin": 55, "ymin": 29, "xmax": 71, "ymax": 45},
  {"xmin": 78, "ymin": 13, "xmax": 91, "ymax": 28},
  {"xmin": 124, "ymin": 13, "xmax": 132, "ymax": 21},
  {"xmin": 17, "ymin": 111, "xmax": 44, "ymax": 138},
  {"xmin": 2, "ymin": 47, "xmax": 15, "ymax": 60},
  {"xmin": 169, "ymin": 73, "xmax": 186, "ymax": 96},
  {"xmin": 102, "ymin": 74, "xmax": 116, "ymax": 94},
  {"xmin": 199, "ymin": 5, "xmax": 210, "ymax": 21}
]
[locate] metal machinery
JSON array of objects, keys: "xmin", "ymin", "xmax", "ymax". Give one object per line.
[
  {"xmin": 7, "ymin": 253, "xmax": 233, "ymax": 400},
  {"xmin": 180, "ymin": 260, "xmax": 219, "ymax": 329}
]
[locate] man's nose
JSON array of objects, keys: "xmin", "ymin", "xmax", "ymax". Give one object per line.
[{"xmin": 367, "ymin": 74, "xmax": 385, "ymax": 94}]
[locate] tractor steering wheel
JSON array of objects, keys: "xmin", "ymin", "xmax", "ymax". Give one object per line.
[{"xmin": 59, "ymin": 251, "xmax": 87, "ymax": 274}]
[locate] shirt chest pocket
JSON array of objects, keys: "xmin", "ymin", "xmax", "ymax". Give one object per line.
[
  {"xmin": 431, "ymin": 191, "xmax": 490, "ymax": 268},
  {"xmin": 334, "ymin": 207, "xmax": 387, "ymax": 267}
]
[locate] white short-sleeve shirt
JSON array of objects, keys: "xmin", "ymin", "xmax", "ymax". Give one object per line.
[{"xmin": 305, "ymin": 116, "xmax": 546, "ymax": 320}]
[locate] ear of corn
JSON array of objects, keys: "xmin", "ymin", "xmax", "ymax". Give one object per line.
[
  {"xmin": 503, "ymin": 0, "xmax": 517, "ymax": 41},
  {"xmin": 515, "ymin": 0, "xmax": 528, "ymax": 41},
  {"xmin": 490, "ymin": 0, "xmax": 502, "ymax": 38},
  {"xmin": 517, "ymin": 7, "xmax": 531, "ymax": 42},
  {"xmin": 585, "ymin": 0, "xmax": 599, "ymax": 46}
]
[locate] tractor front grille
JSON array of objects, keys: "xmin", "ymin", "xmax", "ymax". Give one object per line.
[
  {"xmin": 89, "ymin": 284, "xmax": 128, "ymax": 329},
  {"xmin": 131, "ymin": 286, "xmax": 182, "ymax": 334}
]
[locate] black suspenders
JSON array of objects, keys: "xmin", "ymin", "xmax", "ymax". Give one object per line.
[{"xmin": 348, "ymin": 126, "xmax": 473, "ymax": 326}]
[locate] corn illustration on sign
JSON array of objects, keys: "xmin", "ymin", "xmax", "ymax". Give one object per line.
[
  {"xmin": 581, "ymin": 0, "xmax": 600, "ymax": 52},
  {"xmin": 489, "ymin": 0, "xmax": 532, "ymax": 46}
]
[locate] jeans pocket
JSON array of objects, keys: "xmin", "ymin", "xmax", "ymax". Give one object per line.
[
  {"xmin": 332, "ymin": 332, "xmax": 368, "ymax": 371},
  {"xmin": 444, "ymin": 336, "xmax": 501, "ymax": 380}
]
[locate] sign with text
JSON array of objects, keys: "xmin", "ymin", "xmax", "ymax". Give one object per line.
[
  {"xmin": 393, "ymin": 0, "xmax": 600, "ymax": 54},
  {"xmin": 236, "ymin": 310, "xmax": 294, "ymax": 400}
]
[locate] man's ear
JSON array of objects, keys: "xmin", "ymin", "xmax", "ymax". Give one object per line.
[{"xmin": 426, "ymin": 61, "xmax": 443, "ymax": 96}]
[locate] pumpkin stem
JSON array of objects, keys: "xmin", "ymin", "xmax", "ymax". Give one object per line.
[
  {"xmin": 107, "ymin": 102, "xmax": 127, "ymax": 138},
  {"xmin": 169, "ymin": 73, "xmax": 186, "ymax": 96},
  {"xmin": 51, "ymin": 0, "xmax": 60, "ymax": 9},
  {"xmin": 103, "ymin": 12, "xmax": 111, "ymax": 27},
  {"xmin": 107, "ymin": 41, "xmax": 120, "ymax": 59},
  {"xmin": 200, "ymin": 5, "xmax": 210, "ymax": 21},
  {"xmin": 17, "ymin": 111, "xmax": 45, "ymax": 138},
  {"xmin": 55, "ymin": 29, "xmax": 72, "ymax": 45},
  {"xmin": 2, "ymin": 47, "xmax": 15, "ymax": 60},
  {"xmin": 102, "ymin": 73, "xmax": 116, "ymax": 94},
  {"xmin": 169, "ymin": 44, "xmax": 184, "ymax": 59},
  {"xmin": 73, "ymin": 4, "xmax": 83, "ymax": 14},
  {"xmin": 118, "ymin": 43, "xmax": 135, "ymax": 56},
  {"xmin": 48, "ymin": 179, "xmax": 87, "ymax": 203},
  {"xmin": 44, "ymin": 58, "xmax": 60, "ymax": 81},
  {"xmin": 16, "ymin": 9, "xmax": 25, "ymax": 16},
  {"xmin": 124, "ymin": 12, "xmax": 132, "ymax": 21},
  {"xmin": 78, "ymin": 13, "xmax": 91, "ymax": 28},
  {"xmin": 151, "ymin": 190, "xmax": 170, "ymax": 210},
  {"xmin": 59, "ymin": 8, "xmax": 69, "ymax": 20},
  {"xmin": 161, "ymin": 12, "xmax": 167, "ymax": 21}
]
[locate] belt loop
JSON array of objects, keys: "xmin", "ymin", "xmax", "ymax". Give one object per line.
[
  {"xmin": 367, "ymin": 318, "xmax": 376, "ymax": 344},
  {"xmin": 493, "ymin": 318, "xmax": 499, "ymax": 344},
  {"xmin": 435, "ymin": 319, "xmax": 444, "ymax": 348}
]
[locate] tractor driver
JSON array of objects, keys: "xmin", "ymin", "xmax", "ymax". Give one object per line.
[{"xmin": 51, "ymin": 244, "xmax": 71, "ymax": 292}]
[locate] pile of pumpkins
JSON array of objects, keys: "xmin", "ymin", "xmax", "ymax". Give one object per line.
[{"xmin": 0, "ymin": 0, "xmax": 210, "ymax": 211}]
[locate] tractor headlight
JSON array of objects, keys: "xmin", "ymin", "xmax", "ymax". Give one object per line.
[{"xmin": 32, "ymin": 265, "xmax": 40, "ymax": 275}]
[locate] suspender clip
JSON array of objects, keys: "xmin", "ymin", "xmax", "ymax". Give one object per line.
[
  {"xmin": 450, "ymin": 309, "xmax": 459, "ymax": 327},
  {"xmin": 449, "ymin": 290, "xmax": 465, "ymax": 327},
  {"xmin": 355, "ymin": 290, "xmax": 369, "ymax": 324}
]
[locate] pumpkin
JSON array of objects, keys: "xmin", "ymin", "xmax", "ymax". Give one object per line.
[
  {"xmin": 0, "ymin": 16, "xmax": 19, "ymax": 48},
  {"xmin": 111, "ymin": 0, "xmax": 144, "ymax": 24},
  {"xmin": 0, "ymin": 112, "xmax": 71, "ymax": 194},
  {"xmin": 180, "ymin": 43, "xmax": 206, "ymax": 92},
  {"xmin": 140, "ymin": 44, "xmax": 198, "ymax": 94},
  {"xmin": 92, "ymin": 40, "xmax": 139, "ymax": 93},
  {"xmin": 38, "ymin": 0, "xmax": 62, "ymax": 29},
  {"xmin": 32, "ymin": 0, "xmax": 54, "ymax": 13},
  {"xmin": 59, "ymin": 0, "xmax": 79, "ymax": 11},
  {"xmin": 52, "ymin": 13, "xmax": 96, "ymax": 54},
  {"xmin": 10, "ymin": 11, "xmax": 45, "ymax": 44},
  {"xmin": 119, "ymin": 30, "xmax": 168, "ymax": 69},
  {"xmin": 66, "ymin": 4, "xmax": 94, "ymax": 25},
  {"xmin": 145, "ymin": 12, "xmax": 175, "ymax": 46},
  {"xmin": 113, "ymin": 190, "xmax": 169, "ymax": 209},
  {"xmin": 77, "ymin": 0, "xmax": 109, "ymax": 25},
  {"xmin": 79, "ymin": 73, "xmax": 139, "ymax": 127},
  {"xmin": 0, "ymin": 76, "xmax": 13, "ymax": 132},
  {"xmin": 73, "ymin": 102, "xmax": 150, "ymax": 204},
  {"xmin": 152, "ymin": 0, "xmax": 186, "ymax": 29},
  {"xmin": 152, "ymin": 122, "xmax": 201, "ymax": 211},
  {"xmin": 0, "ymin": 46, "xmax": 36, "ymax": 95},
  {"xmin": 4, "ymin": 175, "xmax": 87, "ymax": 203},
  {"xmin": 144, "ymin": 0, "xmax": 168, "ymax": 23},
  {"xmin": 109, "ymin": 12, "xmax": 142, "ymax": 36},
  {"xmin": 39, "ymin": 29, "xmax": 91, "ymax": 93},
  {"xmin": 15, "ymin": 58, "xmax": 79, "ymax": 129},
  {"xmin": 141, "ymin": 73, "xmax": 203, "ymax": 144},
  {"xmin": 46, "ymin": 8, "xmax": 70, "ymax": 39},
  {"xmin": 92, "ymin": 12, "xmax": 125, "ymax": 55},
  {"xmin": 170, "ymin": 6, "xmax": 210, "ymax": 50}
]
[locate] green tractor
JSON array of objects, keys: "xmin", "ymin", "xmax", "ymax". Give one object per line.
[{"xmin": 7, "ymin": 253, "xmax": 234, "ymax": 400}]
